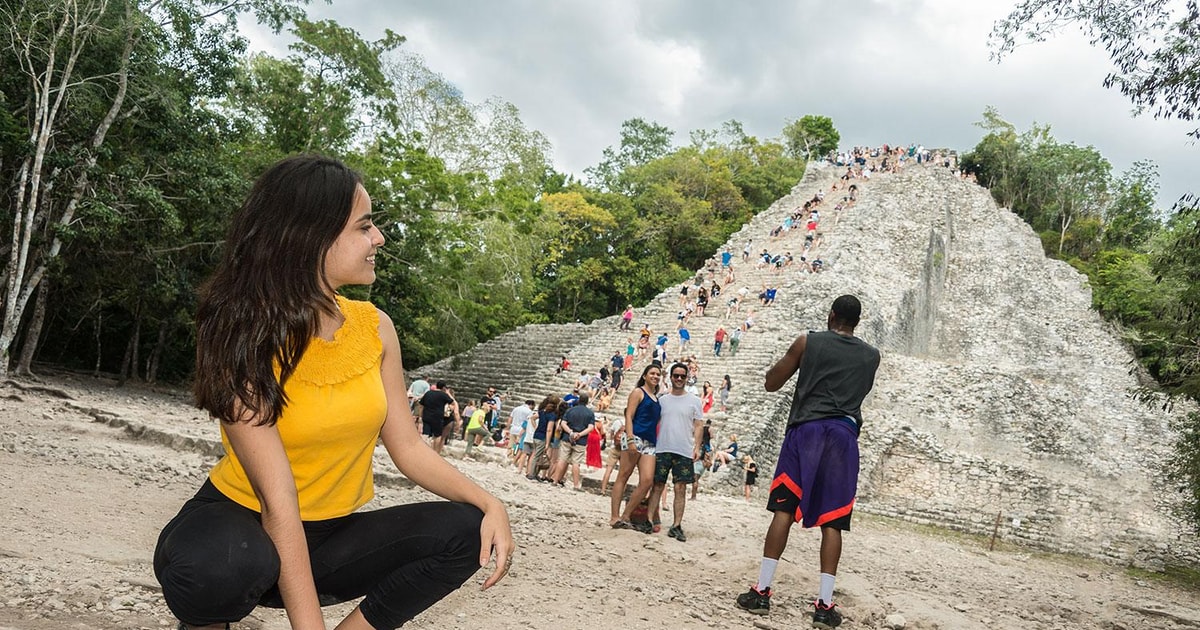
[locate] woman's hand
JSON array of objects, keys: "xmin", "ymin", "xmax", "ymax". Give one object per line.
[{"xmin": 478, "ymin": 498, "xmax": 514, "ymax": 590}]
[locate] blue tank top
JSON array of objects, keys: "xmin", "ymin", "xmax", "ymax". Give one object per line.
[{"xmin": 631, "ymin": 387, "xmax": 661, "ymax": 443}]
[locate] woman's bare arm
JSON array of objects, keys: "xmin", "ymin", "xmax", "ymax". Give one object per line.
[
  {"xmin": 224, "ymin": 417, "xmax": 325, "ymax": 629},
  {"xmin": 374, "ymin": 310, "xmax": 514, "ymax": 590}
]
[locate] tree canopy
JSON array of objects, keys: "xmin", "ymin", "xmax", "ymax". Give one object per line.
[
  {"xmin": 0, "ymin": 6, "xmax": 811, "ymax": 377},
  {"xmin": 782, "ymin": 115, "xmax": 840, "ymax": 160}
]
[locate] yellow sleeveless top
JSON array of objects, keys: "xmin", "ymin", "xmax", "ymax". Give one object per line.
[{"xmin": 209, "ymin": 296, "xmax": 387, "ymax": 520}]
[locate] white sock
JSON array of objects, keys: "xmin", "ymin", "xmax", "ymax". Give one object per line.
[
  {"xmin": 756, "ymin": 558, "xmax": 778, "ymax": 592},
  {"xmin": 818, "ymin": 572, "xmax": 836, "ymax": 605}
]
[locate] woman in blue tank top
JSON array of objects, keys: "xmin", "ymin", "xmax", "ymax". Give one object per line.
[{"xmin": 609, "ymin": 362, "xmax": 662, "ymax": 531}]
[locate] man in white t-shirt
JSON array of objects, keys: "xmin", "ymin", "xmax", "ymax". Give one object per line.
[
  {"xmin": 648, "ymin": 362, "xmax": 704, "ymax": 542},
  {"xmin": 507, "ymin": 399, "xmax": 535, "ymax": 464},
  {"xmin": 407, "ymin": 377, "xmax": 430, "ymax": 416}
]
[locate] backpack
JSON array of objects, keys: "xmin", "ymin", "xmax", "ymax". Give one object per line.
[{"xmin": 630, "ymin": 499, "xmax": 650, "ymax": 524}]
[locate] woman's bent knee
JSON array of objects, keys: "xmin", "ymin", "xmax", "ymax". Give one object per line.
[
  {"xmin": 355, "ymin": 502, "xmax": 485, "ymax": 629},
  {"xmin": 436, "ymin": 502, "xmax": 484, "ymax": 566},
  {"xmin": 154, "ymin": 502, "xmax": 279, "ymax": 625}
]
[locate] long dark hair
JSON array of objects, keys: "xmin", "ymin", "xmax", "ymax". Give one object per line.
[
  {"xmin": 538, "ymin": 395, "xmax": 562, "ymax": 413},
  {"xmin": 194, "ymin": 155, "xmax": 363, "ymax": 425}
]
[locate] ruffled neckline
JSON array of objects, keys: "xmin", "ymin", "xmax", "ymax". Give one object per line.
[{"xmin": 290, "ymin": 296, "xmax": 382, "ymax": 385}]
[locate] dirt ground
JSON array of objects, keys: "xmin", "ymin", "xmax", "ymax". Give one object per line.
[{"xmin": 1, "ymin": 375, "xmax": 1198, "ymax": 630}]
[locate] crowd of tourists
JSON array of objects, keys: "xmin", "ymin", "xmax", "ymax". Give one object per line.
[
  {"xmin": 400, "ymin": 150, "xmax": 885, "ymax": 536},
  {"xmin": 153, "ymin": 147, "xmax": 925, "ymax": 630}
]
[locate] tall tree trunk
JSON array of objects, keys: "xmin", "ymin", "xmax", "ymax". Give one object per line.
[
  {"xmin": 0, "ymin": 0, "xmax": 130, "ymax": 377},
  {"xmin": 119, "ymin": 309, "xmax": 141, "ymax": 386},
  {"xmin": 1059, "ymin": 200, "xmax": 1074, "ymax": 255},
  {"xmin": 146, "ymin": 319, "xmax": 168, "ymax": 384},
  {"xmin": 93, "ymin": 311, "xmax": 102, "ymax": 377},
  {"xmin": 15, "ymin": 281, "xmax": 49, "ymax": 376}
]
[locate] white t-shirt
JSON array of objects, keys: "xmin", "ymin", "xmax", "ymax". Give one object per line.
[
  {"xmin": 510, "ymin": 404, "xmax": 533, "ymax": 436},
  {"xmin": 656, "ymin": 392, "xmax": 703, "ymax": 457},
  {"xmin": 407, "ymin": 379, "xmax": 430, "ymax": 399}
]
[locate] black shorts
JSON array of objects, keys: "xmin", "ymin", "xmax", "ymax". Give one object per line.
[{"xmin": 422, "ymin": 417, "xmax": 445, "ymax": 437}]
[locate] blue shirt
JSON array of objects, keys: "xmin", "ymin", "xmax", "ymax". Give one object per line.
[
  {"xmin": 631, "ymin": 387, "xmax": 661, "ymax": 443},
  {"xmin": 533, "ymin": 410, "xmax": 557, "ymax": 440}
]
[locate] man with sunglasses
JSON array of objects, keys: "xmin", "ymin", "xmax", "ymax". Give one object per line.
[{"xmin": 647, "ymin": 362, "xmax": 704, "ymax": 542}]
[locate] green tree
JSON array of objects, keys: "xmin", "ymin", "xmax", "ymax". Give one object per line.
[
  {"xmin": 532, "ymin": 191, "xmax": 618, "ymax": 321},
  {"xmin": 585, "ymin": 118, "xmax": 674, "ymax": 193},
  {"xmin": 382, "ymin": 51, "xmax": 553, "ymax": 188},
  {"xmin": 731, "ymin": 139, "xmax": 807, "ymax": 209},
  {"xmin": 782, "ymin": 115, "xmax": 840, "ymax": 160},
  {"xmin": 579, "ymin": 188, "xmax": 684, "ymax": 313},
  {"xmin": 0, "ymin": 0, "xmax": 307, "ymax": 376},
  {"xmin": 1089, "ymin": 248, "xmax": 1168, "ymax": 326},
  {"xmin": 1025, "ymin": 139, "xmax": 1112, "ymax": 255},
  {"xmin": 1150, "ymin": 208, "xmax": 1200, "ymax": 398},
  {"xmin": 353, "ymin": 136, "xmax": 540, "ymax": 367},
  {"xmin": 562, "ymin": 121, "xmax": 804, "ymax": 322},
  {"xmin": 1104, "ymin": 160, "xmax": 1162, "ymax": 249},
  {"xmin": 232, "ymin": 19, "xmax": 403, "ymax": 154},
  {"xmin": 961, "ymin": 107, "xmax": 1023, "ymax": 209},
  {"xmin": 962, "ymin": 109, "xmax": 1113, "ymax": 259}
]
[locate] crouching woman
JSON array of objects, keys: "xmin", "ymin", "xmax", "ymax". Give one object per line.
[{"xmin": 153, "ymin": 155, "xmax": 513, "ymax": 629}]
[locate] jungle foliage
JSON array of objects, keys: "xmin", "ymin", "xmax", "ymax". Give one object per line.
[{"xmin": 0, "ymin": 2, "xmax": 810, "ymax": 378}]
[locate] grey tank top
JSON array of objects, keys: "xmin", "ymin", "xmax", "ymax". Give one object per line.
[{"xmin": 786, "ymin": 330, "xmax": 881, "ymax": 430}]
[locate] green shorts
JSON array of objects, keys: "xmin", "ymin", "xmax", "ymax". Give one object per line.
[{"xmin": 654, "ymin": 452, "xmax": 695, "ymax": 485}]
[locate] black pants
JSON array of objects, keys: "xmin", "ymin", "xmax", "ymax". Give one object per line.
[{"xmin": 154, "ymin": 481, "xmax": 482, "ymax": 629}]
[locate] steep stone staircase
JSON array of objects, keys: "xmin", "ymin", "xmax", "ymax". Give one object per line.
[{"xmin": 415, "ymin": 165, "xmax": 844, "ymax": 465}]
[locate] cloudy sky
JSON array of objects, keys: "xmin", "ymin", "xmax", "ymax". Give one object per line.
[{"xmin": 248, "ymin": 0, "xmax": 1196, "ymax": 209}]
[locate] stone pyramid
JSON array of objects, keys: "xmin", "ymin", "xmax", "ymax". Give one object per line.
[{"xmin": 416, "ymin": 162, "xmax": 1194, "ymax": 565}]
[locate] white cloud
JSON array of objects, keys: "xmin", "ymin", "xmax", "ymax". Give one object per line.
[{"xmin": 244, "ymin": 0, "xmax": 1196, "ymax": 208}]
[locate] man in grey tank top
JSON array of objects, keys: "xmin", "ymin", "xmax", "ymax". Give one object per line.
[{"xmin": 735, "ymin": 295, "xmax": 880, "ymax": 629}]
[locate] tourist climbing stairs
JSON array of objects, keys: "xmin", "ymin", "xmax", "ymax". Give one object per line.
[{"xmin": 420, "ymin": 163, "xmax": 859, "ymax": 473}]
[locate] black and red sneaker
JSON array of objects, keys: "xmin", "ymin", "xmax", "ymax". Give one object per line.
[
  {"xmin": 812, "ymin": 600, "xmax": 842, "ymax": 628},
  {"xmin": 735, "ymin": 585, "xmax": 771, "ymax": 615}
]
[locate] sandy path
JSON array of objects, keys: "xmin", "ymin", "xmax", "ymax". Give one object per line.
[{"xmin": 1, "ymin": 377, "xmax": 1197, "ymax": 630}]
